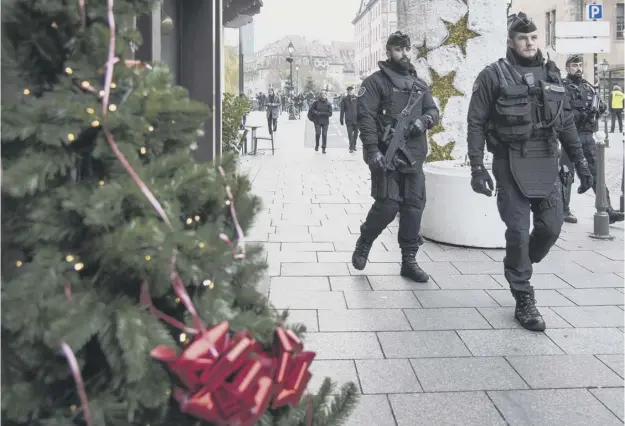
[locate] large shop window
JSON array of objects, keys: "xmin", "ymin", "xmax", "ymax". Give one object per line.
[{"xmin": 161, "ymin": 0, "xmax": 180, "ymax": 84}]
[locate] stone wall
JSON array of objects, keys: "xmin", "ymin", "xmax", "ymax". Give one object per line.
[{"xmin": 398, "ymin": 0, "xmax": 507, "ymax": 158}]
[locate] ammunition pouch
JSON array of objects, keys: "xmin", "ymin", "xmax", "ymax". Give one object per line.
[
  {"xmin": 494, "ymin": 84, "xmax": 533, "ymax": 143},
  {"xmin": 371, "ymin": 169, "xmax": 401, "ymax": 201}
]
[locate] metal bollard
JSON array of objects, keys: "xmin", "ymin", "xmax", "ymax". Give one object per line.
[
  {"xmin": 620, "ymin": 133, "xmax": 625, "ymax": 212},
  {"xmin": 590, "ymin": 130, "xmax": 614, "ymax": 240}
]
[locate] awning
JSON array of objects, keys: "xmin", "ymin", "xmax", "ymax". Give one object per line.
[{"xmin": 224, "ymin": 0, "xmax": 263, "ymax": 27}]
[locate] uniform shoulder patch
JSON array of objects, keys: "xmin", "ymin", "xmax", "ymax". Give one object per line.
[
  {"xmin": 472, "ymin": 82, "xmax": 479, "ymax": 93},
  {"xmin": 357, "ymin": 86, "xmax": 366, "ymax": 97}
]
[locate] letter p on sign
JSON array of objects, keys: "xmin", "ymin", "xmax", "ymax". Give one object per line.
[{"xmin": 587, "ymin": 3, "xmax": 603, "ymax": 20}]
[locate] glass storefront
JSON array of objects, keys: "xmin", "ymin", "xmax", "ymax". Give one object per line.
[
  {"xmin": 223, "ymin": 27, "xmax": 241, "ymax": 94},
  {"xmin": 161, "ymin": 0, "xmax": 180, "ymax": 84}
]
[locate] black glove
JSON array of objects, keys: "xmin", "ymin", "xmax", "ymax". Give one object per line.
[
  {"xmin": 340, "ymin": 120, "xmax": 344, "ymax": 125},
  {"xmin": 470, "ymin": 165, "xmax": 494, "ymax": 197},
  {"xmin": 368, "ymin": 151, "xmax": 386, "ymax": 172},
  {"xmin": 409, "ymin": 118, "xmax": 427, "ymax": 137},
  {"xmin": 575, "ymin": 159, "xmax": 593, "ymax": 194}
]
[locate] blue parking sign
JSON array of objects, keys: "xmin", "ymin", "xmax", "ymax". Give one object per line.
[{"xmin": 587, "ymin": 3, "xmax": 603, "ymax": 20}]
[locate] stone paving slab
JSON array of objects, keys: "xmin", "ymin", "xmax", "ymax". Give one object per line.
[
  {"xmin": 389, "ymin": 392, "xmax": 507, "ymax": 426},
  {"xmin": 488, "ymin": 388, "xmax": 623, "ymax": 426},
  {"xmin": 409, "ymin": 357, "xmax": 529, "ymax": 392},
  {"xmin": 243, "ymin": 117, "xmax": 624, "ymax": 425},
  {"xmin": 505, "ymin": 354, "xmax": 624, "ymax": 388}
]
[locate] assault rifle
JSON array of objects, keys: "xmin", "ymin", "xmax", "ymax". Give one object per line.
[{"xmin": 379, "ymin": 81, "xmax": 427, "ymax": 171}]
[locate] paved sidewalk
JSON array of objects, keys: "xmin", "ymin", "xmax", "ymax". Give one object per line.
[{"xmin": 240, "ymin": 114, "xmax": 625, "ymax": 426}]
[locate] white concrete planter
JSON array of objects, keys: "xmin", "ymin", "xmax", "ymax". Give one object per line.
[{"xmin": 422, "ymin": 160, "xmax": 506, "ymax": 248}]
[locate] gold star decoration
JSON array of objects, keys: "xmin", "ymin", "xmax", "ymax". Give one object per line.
[
  {"xmin": 426, "ymin": 139, "xmax": 456, "ymax": 162},
  {"xmin": 426, "ymin": 122, "xmax": 455, "ymax": 162},
  {"xmin": 416, "ymin": 39, "xmax": 431, "ymax": 60},
  {"xmin": 429, "ymin": 69, "xmax": 463, "ymax": 111},
  {"xmin": 440, "ymin": 13, "xmax": 480, "ymax": 56}
]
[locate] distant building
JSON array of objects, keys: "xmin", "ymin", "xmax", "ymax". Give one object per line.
[
  {"xmin": 352, "ymin": 0, "xmax": 398, "ymax": 79},
  {"xmin": 244, "ymin": 35, "xmax": 356, "ymax": 94},
  {"xmin": 510, "ymin": 0, "xmax": 624, "ymax": 99}
]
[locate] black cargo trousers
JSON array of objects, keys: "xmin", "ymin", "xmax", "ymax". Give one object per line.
[
  {"xmin": 359, "ymin": 168, "xmax": 425, "ymax": 251},
  {"xmin": 492, "ymin": 158, "xmax": 563, "ymax": 294}
]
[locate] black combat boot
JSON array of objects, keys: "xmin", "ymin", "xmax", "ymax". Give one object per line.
[
  {"xmin": 563, "ymin": 208, "xmax": 578, "ymax": 223},
  {"xmin": 607, "ymin": 208, "xmax": 625, "ymax": 224},
  {"xmin": 322, "ymin": 148, "xmax": 326, "ymax": 154},
  {"xmin": 351, "ymin": 236, "xmax": 374, "ymax": 270},
  {"xmin": 511, "ymin": 290, "xmax": 546, "ymax": 331},
  {"xmin": 400, "ymin": 249, "xmax": 429, "ymax": 282}
]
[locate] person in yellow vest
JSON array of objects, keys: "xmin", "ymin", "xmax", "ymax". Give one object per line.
[{"xmin": 609, "ymin": 85, "xmax": 623, "ymax": 133}]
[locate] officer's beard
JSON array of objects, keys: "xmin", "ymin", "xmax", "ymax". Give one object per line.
[
  {"xmin": 568, "ymin": 71, "xmax": 583, "ymax": 83},
  {"xmin": 389, "ymin": 56, "xmax": 412, "ymax": 73}
]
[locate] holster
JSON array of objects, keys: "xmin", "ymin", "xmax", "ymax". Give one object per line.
[{"xmin": 559, "ymin": 165, "xmax": 573, "ymax": 209}]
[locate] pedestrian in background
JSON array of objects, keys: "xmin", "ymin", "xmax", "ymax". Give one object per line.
[
  {"xmin": 340, "ymin": 86, "xmax": 359, "ymax": 153},
  {"xmin": 265, "ymin": 88, "xmax": 280, "ymax": 135},
  {"xmin": 308, "ymin": 90, "xmax": 333, "ymax": 153},
  {"xmin": 609, "ymin": 85, "xmax": 623, "ymax": 133}
]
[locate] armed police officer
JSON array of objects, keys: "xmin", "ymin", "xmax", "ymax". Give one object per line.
[
  {"xmin": 561, "ymin": 54, "xmax": 624, "ymax": 224},
  {"xmin": 351, "ymin": 31, "xmax": 439, "ymax": 282},
  {"xmin": 467, "ymin": 13, "xmax": 594, "ymax": 331}
]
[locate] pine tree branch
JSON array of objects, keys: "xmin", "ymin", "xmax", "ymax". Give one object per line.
[{"xmin": 318, "ymin": 382, "xmax": 359, "ymax": 426}]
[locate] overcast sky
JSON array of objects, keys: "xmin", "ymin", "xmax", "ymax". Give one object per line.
[{"xmin": 252, "ymin": 0, "xmax": 362, "ymax": 51}]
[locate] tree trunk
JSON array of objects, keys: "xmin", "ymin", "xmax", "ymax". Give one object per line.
[{"xmin": 397, "ymin": 0, "xmax": 507, "ymax": 158}]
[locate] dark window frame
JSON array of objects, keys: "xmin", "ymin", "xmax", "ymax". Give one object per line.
[{"xmin": 616, "ymin": 3, "xmax": 624, "ymax": 40}]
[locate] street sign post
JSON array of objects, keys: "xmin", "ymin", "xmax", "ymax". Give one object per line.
[
  {"xmin": 555, "ymin": 21, "xmax": 611, "ymax": 54},
  {"xmin": 586, "ymin": 3, "xmax": 603, "ymax": 20}
]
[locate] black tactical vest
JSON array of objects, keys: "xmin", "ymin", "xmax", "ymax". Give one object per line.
[
  {"xmin": 377, "ymin": 66, "xmax": 427, "ymax": 166},
  {"xmin": 378, "ymin": 67, "xmax": 419, "ymax": 125},
  {"xmin": 491, "ymin": 59, "xmax": 567, "ymax": 198},
  {"xmin": 565, "ymin": 78, "xmax": 596, "ymax": 132},
  {"xmin": 491, "ymin": 59, "xmax": 566, "ymax": 148}
]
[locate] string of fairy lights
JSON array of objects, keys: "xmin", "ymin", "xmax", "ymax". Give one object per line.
[{"xmin": 16, "ymin": 67, "xmax": 221, "ymax": 304}]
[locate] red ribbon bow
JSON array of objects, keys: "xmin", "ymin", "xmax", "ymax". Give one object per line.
[{"xmin": 143, "ymin": 277, "xmax": 315, "ymax": 425}]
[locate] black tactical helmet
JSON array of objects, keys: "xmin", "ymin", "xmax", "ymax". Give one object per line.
[
  {"xmin": 565, "ymin": 54, "xmax": 583, "ymax": 66},
  {"xmin": 507, "ymin": 12, "xmax": 537, "ymax": 37},
  {"xmin": 386, "ymin": 31, "xmax": 411, "ymax": 50}
]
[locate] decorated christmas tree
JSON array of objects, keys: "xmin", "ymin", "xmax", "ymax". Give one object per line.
[{"xmin": 1, "ymin": 1, "xmax": 358, "ymax": 425}]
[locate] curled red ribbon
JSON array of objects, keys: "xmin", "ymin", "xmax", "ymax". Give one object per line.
[
  {"xmin": 217, "ymin": 166, "xmax": 246, "ymax": 260},
  {"xmin": 78, "ymin": 0, "xmax": 86, "ymax": 30},
  {"xmin": 100, "ymin": 0, "xmax": 173, "ymax": 230},
  {"xmin": 61, "ymin": 343, "xmax": 92, "ymax": 426}
]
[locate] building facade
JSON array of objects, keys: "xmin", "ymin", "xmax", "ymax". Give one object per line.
[
  {"xmin": 510, "ymin": 0, "xmax": 624, "ymax": 99},
  {"xmin": 352, "ymin": 0, "xmax": 398, "ymax": 79},
  {"xmin": 243, "ymin": 36, "xmax": 356, "ymax": 95}
]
